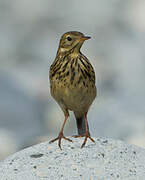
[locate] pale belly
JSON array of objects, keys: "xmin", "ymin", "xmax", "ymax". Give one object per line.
[{"xmin": 51, "ymin": 82, "xmax": 96, "ymax": 112}]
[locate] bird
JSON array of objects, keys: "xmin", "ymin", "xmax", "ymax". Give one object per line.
[{"xmin": 49, "ymin": 31, "xmax": 96, "ymax": 149}]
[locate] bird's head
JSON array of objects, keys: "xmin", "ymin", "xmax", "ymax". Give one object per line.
[{"xmin": 57, "ymin": 31, "xmax": 91, "ymax": 55}]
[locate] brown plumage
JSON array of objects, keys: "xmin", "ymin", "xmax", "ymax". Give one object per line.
[{"xmin": 49, "ymin": 31, "xmax": 96, "ymax": 149}]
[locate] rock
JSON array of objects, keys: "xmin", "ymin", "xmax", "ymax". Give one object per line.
[{"xmin": 0, "ymin": 137, "xmax": 145, "ymax": 180}]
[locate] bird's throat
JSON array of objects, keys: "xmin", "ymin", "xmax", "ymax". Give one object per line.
[{"xmin": 57, "ymin": 42, "xmax": 82, "ymax": 57}]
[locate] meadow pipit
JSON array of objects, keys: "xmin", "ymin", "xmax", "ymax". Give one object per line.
[{"xmin": 49, "ymin": 31, "xmax": 96, "ymax": 149}]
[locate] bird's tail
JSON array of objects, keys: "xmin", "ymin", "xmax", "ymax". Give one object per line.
[{"xmin": 74, "ymin": 113, "xmax": 86, "ymax": 135}]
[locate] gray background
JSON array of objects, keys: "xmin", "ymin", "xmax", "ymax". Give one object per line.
[{"xmin": 0, "ymin": 0, "xmax": 145, "ymax": 159}]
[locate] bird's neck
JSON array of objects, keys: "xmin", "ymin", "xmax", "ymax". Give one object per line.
[{"xmin": 56, "ymin": 47, "xmax": 81, "ymax": 59}]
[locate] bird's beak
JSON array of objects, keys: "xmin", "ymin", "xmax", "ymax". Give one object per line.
[{"xmin": 80, "ymin": 36, "xmax": 91, "ymax": 41}]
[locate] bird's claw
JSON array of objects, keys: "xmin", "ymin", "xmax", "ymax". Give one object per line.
[
  {"xmin": 49, "ymin": 133, "xmax": 73, "ymax": 150},
  {"xmin": 72, "ymin": 133, "xmax": 95, "ymax": 148}
]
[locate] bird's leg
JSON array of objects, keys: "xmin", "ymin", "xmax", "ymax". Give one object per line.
[
  {"xmin": 73, "ymin": 112, "xmax": 95, "ymax": 148},
  {"xmin": 81, "ymin": 112, "xmax": 95, "ymax": 148},
  {"xmin": 49, "ymin": 113, "xmax": 72, "ymax": 150}
]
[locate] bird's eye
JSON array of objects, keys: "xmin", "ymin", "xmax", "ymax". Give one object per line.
[{"xmin": 67, "ymin": 36, "xmax": 72, "ymax": 41}]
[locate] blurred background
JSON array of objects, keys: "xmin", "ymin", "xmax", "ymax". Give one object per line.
[{"xmin": 0, "ymin": 0, "xmax": 145, "ymax": 159}]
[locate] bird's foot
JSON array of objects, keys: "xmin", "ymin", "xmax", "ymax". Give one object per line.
[
  {"xmin": 72, "ymin": 133, "xmax": 95, "ymax": 148},
  {"xmin": 49, "ymin": 132, "xmax": 73, "ymax": 150}
]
